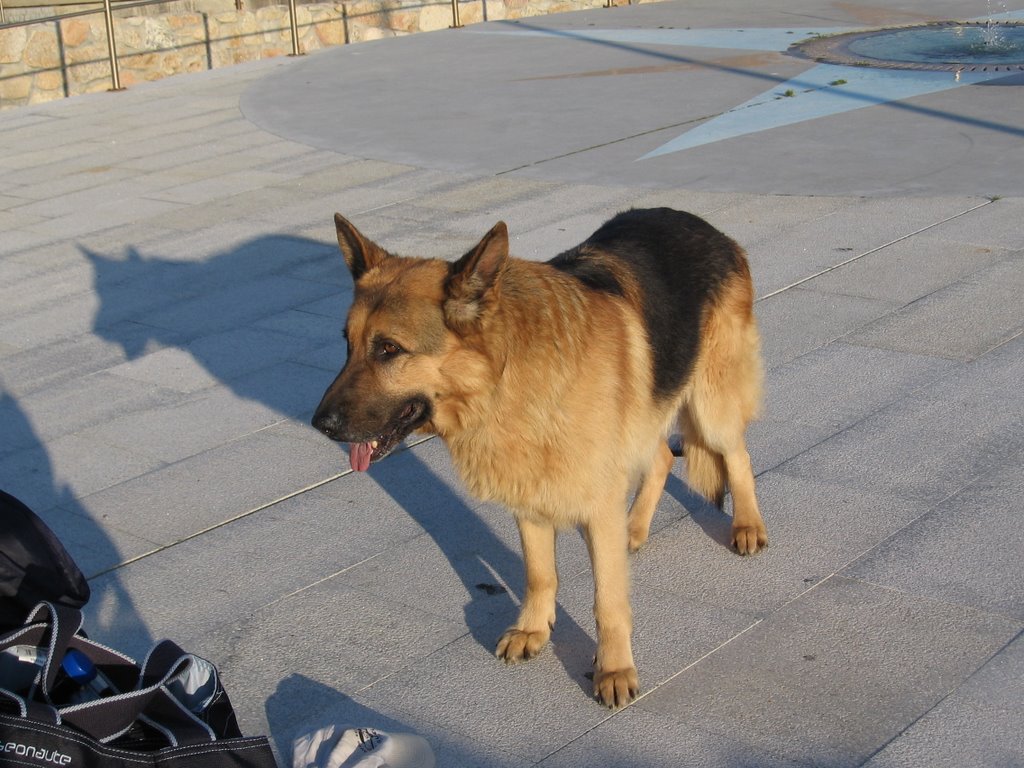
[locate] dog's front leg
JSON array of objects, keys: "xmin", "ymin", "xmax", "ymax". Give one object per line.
[
  {"xmin": 496, "ymin": 517, "xmax": 557, "ymax": 662},
  {"xmin": 583, "ymin": 509, "xmax": 639, "ymax": 708}
]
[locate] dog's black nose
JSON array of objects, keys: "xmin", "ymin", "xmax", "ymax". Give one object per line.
[{"xmin": 311, "ymin": 410, "xmax": 342, "ymax": 440}]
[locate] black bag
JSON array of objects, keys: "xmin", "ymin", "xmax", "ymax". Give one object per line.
[
  {"xmin": 0, "ymin": 494, "xmax": 279, "ymax": 768},
  {"xmin": 0, "ymin": 490, "xmax": 90, "ymax": 632}
]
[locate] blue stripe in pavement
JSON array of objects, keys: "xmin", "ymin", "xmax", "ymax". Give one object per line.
[{"xmin": 640, "ymin": 65, "xmax": 1006, "ymax": 158}]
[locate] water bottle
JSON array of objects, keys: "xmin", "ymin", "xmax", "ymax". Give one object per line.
[
  {"xmin": 0, "ymin": 645, "xmax": 115, "ymax": 704},
  {"xmin": 57, "ymin": 648, "xmax": 116, "ymax": 705}
]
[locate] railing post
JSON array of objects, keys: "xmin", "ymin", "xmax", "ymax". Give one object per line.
[
  {"xmin": 101, "ymin": 0, "xmax": 124, "ymax": 91},
  {"xmin": 450, "ymin": 0, "xmax": 461, "ymax": 28},
  {"xmin": 287, "ymin": 0, "xmax": 302, "ymax": 56}
]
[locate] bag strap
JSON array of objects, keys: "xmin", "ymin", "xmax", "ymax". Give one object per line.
[
  {"xmin": 2, "ymin": 606, "xmax": 218, "ymax": 747},
  {"xmin": 23, "ymin": 602, "xmax": 83, "ymax": 698},
  {"xmin": 0, "ymin": 610, "xmax": 139, "ymax": 699},
  {"xmin": 60, "ymin": 639, "xmax": 216, "ymax": 747}
]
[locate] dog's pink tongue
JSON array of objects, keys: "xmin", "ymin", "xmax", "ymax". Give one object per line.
[{"xmin": 349, "ymin": 442, "xmax": 373, "ymax": 472}]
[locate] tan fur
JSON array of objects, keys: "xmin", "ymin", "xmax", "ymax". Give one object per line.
[{"xmin": 313, "ymin": 213, "xmax": 766, "ymax": 709}]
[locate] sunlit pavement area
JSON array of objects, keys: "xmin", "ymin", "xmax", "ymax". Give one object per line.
[{"xmin": 2, "ymin": 0, "xmax": 1023, "ymax": 764}]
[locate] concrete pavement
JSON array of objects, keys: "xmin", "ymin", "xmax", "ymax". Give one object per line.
[{"xmin": 2, "ymin": 0, "xmax": 1023, "ymax": 765}]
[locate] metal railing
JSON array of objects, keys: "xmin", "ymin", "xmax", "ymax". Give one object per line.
[{"xmin": 0, "ymin": 0, "xmax": 466, "ymax": 95}]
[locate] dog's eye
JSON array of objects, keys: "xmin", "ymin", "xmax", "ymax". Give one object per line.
[{"xmin": 376, "ymin": 339, "xmax": 403, "ymax": 359}]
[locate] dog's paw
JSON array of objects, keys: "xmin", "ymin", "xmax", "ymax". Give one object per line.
[
  {"xmin": 731, "ymin": 523, "xmax": 767, "ymax": 555},
  {"xmin": 627, "ymin": 528, "xmax": 648, "ymax": 554},
  {"xmin": 495, "ymin": 628, "xmax": 549, "ymax": 663},
  {"xmin": 593, "ymin": 666, "xmax": 639, "ymax": 709}
]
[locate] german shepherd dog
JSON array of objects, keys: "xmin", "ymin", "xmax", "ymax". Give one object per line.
[{"xmin": 312, "ymin": 208, "xmax": 766, "ymax": 708}]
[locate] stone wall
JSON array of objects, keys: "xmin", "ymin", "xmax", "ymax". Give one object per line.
[{"xmin": 0, "ymin": 0, "xmax": 654, "ymax": 109}]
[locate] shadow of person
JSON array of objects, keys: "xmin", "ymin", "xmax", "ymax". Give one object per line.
[{"xmin": 0, "ymin": 387, "xmax": 152, "ymax": 652}]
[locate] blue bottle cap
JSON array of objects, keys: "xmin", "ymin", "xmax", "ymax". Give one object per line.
[{"xmin": 61, "ymin": 649, "xmax": 97, "ymax": 684}]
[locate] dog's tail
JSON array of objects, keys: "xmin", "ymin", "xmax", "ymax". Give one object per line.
[{"xmin": 682, "ymin": 433, "xmax": 727, "ymax": 509}]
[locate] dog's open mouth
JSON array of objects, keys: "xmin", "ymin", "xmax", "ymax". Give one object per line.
[{"xmin": 348, "ymin": 398, "xmax": 429, "ymax": 472}]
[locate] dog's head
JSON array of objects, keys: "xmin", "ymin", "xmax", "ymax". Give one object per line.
[{"xmin": 312, "ymin": 213, "xmax": 509, "ymax": 471}]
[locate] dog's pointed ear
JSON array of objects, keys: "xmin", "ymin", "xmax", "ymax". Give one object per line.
[
  {"xmin": 335, "ymin": 213, "xmax": 389, "ymax": 280},
  {"xmin": 445, "ymin": 221, "xmax": 509, "ymax": 330}
]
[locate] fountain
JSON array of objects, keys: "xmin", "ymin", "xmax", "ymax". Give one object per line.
[{"xmin": 792, "ymin": 21, "xmax": 1024, "ymax": 73}]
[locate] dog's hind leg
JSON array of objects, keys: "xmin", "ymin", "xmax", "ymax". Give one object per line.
[
  {"xmin": 627, "ymin": 440, "xmax": 674, "ymax": 552},
  {"xmin": 684, "ymin": 394, "xmax": 766, "ymax": 554},
  {"xmin": 722, "ymin": 440, "xmax": 765, "ymax": 554},
  {"xmin": 685, "ymin": 269, "xmax": 767, "ymax": 555},
  {"xmin": 496, "ymin": 518, "xmax": 557, "ymax": 663}
]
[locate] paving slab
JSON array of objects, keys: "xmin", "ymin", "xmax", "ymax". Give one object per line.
[
  {"xmin": 775, "ymin": 334, "xmax": 1024, "ymax": 505},
  {"xmin": 2, "ymin": 0, "xmax": 1023, "ymax": 765},
  {"xmin": 69, "ymin": 422, "xmax": 343, "ymax": 553},
  {"xmin": 845, "ymin": 253, "xmax": 1024, "ymax": 360},
  {"xmin": 536, "ymin": 705, "xmax": 807, "ymax": 768},
  {"xmin": 81, "ymin": 469, "xmax": 430, "ymax": 647},
  {"xmin": 762, "ymin": 342, "xmax": 956, "ymax": 432},
  {"xmin": 845, "ymin": 448, "xmax": 1024, "ymax": 622},
  {"xmin": 631, "ymin": 471, "xmax": 934, "ymax": 617},
  {"xmin": 800, "ymin": 232, "xmax": 1012, "ymax": 304},
  {"xmin": 635, "ymin": 576, "xmax": 1022, "ymax": 768},
  {"xmin": 11, "ymin": 372, "xmax": 181, "ymax": 445},
  {"xmin": 755, "ymin": 287, "xmax": 898, "ymax": 370},
  {"xmin": 862, "ymin": 632, "xmax": 1024, "ymax": 768}
]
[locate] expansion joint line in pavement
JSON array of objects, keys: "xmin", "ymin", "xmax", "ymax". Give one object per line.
[
  {"xmin": 493, "ymin": 112, "xmax": 722, "ymax": 175},
  {"xmin": 756, "ymin": 197, "xmax": 997, "ymax": 302},
  {"xmin": 85, "ymin": 434, "xmax": 439, "ymax": 580},
  {"xmin": 862, "ymin": 625, "xmax": 1024, "ymax": 765},
  {"xmin": 84, "ymin": 471, "xmax": 347, "ymax": 580}
]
